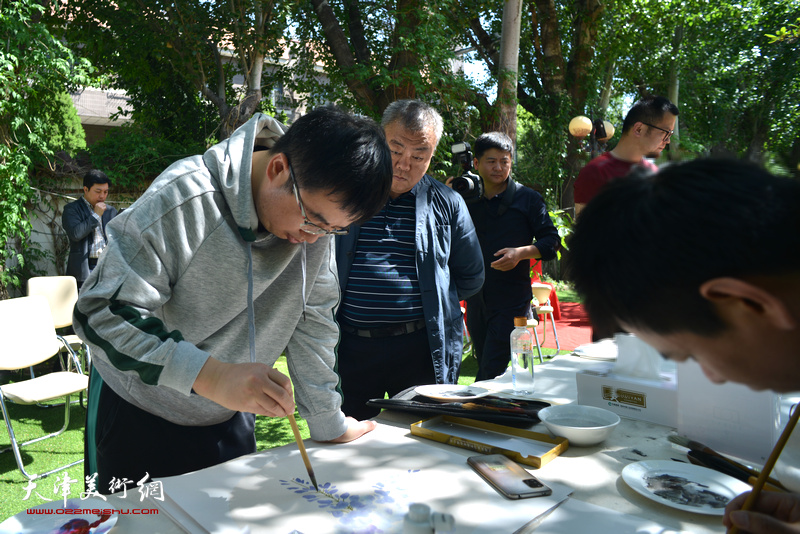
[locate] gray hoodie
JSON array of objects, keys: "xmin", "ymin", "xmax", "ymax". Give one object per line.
[{"xmin": 74, "ymin": 113, "xmax": 347, "ymax": 441}]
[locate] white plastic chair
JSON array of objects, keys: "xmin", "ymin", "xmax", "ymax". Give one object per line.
[
  {"xmin": 0, "ymin": 295, "xmax": 89, "ymax": 479},
  {"xmin": 525, "ymin": 313, "xmax": 546, "ymax": 364},
  {"xmin": 26, "ymin": 276, "xmax": 90, "ymax": 365},
  {"xmin": 531, "ymin": 282, "xmax": 560, "ymax": 355}
]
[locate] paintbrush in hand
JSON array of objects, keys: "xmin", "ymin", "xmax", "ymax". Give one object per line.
[
  {"xmin": 729, "ymin": 404, "xmax": 800, "ymax": 534},
  {"xmin": 288, "ymin": 413, "xmax": 319, "ymax": 491}
]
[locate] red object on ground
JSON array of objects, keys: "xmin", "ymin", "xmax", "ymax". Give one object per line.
[{"xmin": 535, "ymin": 302, "xmax": 592, "ymax": 352}]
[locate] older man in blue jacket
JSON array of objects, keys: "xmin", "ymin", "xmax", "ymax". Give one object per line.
[{"xmin": 336, "ymin": 100, "xmax": 484, "ymax": 420}]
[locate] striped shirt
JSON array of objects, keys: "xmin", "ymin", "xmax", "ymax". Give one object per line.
[{"xmin": 340, "ymin": 192, "xmax": 423, "ymax": 327}]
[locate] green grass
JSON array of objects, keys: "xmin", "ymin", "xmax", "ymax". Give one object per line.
[
  {"xmin": 555, "ymin": 286, "xmax": 580, "ymax": 303},
  {"xmin": 0, "ymin": 299, "xmax": 575, "ymax": 519},
  {"xmin": 0, "ymin": 361, "xmax": 308, "ymax": 520}
]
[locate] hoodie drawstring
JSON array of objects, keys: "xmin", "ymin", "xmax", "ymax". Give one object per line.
[
  {"xmin": 247, "ymin": 242, "xmax": 256, "ymax": 363},
  {"xmin": 246, "ymin": 240, "xmax": 308, "ymax": 365},
  {"xmin": 301, "ymin": 241, "xmax": 307, "ymax": 321}
]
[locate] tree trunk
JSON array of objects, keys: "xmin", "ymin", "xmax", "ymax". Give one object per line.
[
  {"xmin": 379, "ymin": 0, "xmax": 423, "ymax": 109},
  {"xmin": 532, "ymin": 0, "xmax": 565, "ymax": 95},
  {"xmin": 667, "ymin": 25, "xmax": 683, "ymax": 156},
  {"xmin": 497, "ymin": 0, "xmax": 523, "ymax": 142},
  {"xmin": 598, "ymin": 59, "xmax": 615, "ymax": 117},
  {"xmin": 565, "ymin": 0, "xmax": 602, "ymax": 107},
  {"xmin": 561, "ymin": 137, "xmax": 584, "ymax": 210},
  {"xmin": 221, "ymin": 90, "xmax": 263, "ymax": 139},
  {"xmin": 309, "ymin": 0, "xmax": 379, "ymax": 111}
]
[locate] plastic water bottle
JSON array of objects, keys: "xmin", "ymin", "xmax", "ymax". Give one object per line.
[{"xmin": 510, "ymin": 316, "xmax": 534, "ymax": 395}]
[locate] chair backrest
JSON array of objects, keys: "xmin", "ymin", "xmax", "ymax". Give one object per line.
[
  {"xmin": 0, "ymin": 296, "xmax": 62, "ymax": 370},
  {"xmin": 27, "ymin": 276, "xmax": 79, "ymax": 330},
  {"xmin": 531, "ymin": 283, "xmax": 553, "ymax": 306}
]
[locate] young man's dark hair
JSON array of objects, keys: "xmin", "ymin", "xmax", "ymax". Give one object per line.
[
  {"xmin": 570, "ymin": 157, "xmax": 800, "ymax": 532},
  {"xmin": 568, "ymin": 157, "xmax": 800, "ymax": 337},
  {"xmin": 473, "ymin": 132, "xmax": 514, "ymax": 160},
  {"xmin": 83, "ymin": 169, "xmax": 111, "ymax": 189},
  {"xmin": 621, "ymin": 95, "xmax": 680, "ymax": 134},
  {"xmin": 271, "ymin": 106, "xmax": 392, "ymax": 225}
]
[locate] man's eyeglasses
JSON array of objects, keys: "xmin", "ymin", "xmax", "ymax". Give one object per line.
[
  {"xmin": 287, "ymin": 160, "xmax": 349, "ymax": 236},
  {"xmin": 642, "ymin": 122, "xmax": 674, "ymax": 142}
]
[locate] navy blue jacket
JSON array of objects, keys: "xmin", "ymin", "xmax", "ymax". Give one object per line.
[{"xmin": 336, "ymin": 175, "xmax": 484, "ymax": 383}]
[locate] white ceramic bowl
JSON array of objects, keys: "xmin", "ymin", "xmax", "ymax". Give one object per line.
[{"xmin": 538, "ymin": 404, "xmax": 621, "ymax": 446}]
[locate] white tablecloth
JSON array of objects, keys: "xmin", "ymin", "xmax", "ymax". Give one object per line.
[{"xmin": 99, "ymin": 355, "xmax": 727, "ymax": 533}]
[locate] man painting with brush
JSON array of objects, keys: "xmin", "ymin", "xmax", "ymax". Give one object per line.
[
  {"xmin": 74, "ymin": 107, "xmax": 391, "ymax": 494},
  {"xmin": 568, "ymin": 158, "xmax": 800, "ymax": 534}
]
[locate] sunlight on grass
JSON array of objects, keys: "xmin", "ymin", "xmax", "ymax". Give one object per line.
[{"xmin": 256, "ymin": 355, "xmax": 309, "ymax": 449}]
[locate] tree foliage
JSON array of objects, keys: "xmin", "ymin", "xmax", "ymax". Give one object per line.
[
  {"xmin": 48, "ymin": 0, "xmax": 800, "ymax": 197},
  {"xmin": 1, "ymin": 0, "xmax": 92, "ymax": 297},
  {"xmin": 287, "ymin": 0, "xmax": 480, "ymax": 117},
  {"xmin": 600, "ymin": 0, "xmax": 800, "ymax": 174},
  {"xmin": 38, "ymin": 91, "xmax": 87, "ymax": 161},
  {"xmin": 88, "ymin": 123, "xmax": 204, "ymax": 193},
  {"xmin": 456, "ymin": 0, "xmax": 604, "ymax": 208},
  {"xmin": 55, "ymin": 0, "xmax": 289, "ymax": 140}
]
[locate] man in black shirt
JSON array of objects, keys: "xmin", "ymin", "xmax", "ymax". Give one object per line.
[{"xmin": 465, "ymin": 132, "xmax": 560, "ymax": 381}]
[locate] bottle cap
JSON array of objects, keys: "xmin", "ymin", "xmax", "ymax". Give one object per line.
[{"xmin": 514, "ymin": 316, "xmax": 527, "ymax": 327}]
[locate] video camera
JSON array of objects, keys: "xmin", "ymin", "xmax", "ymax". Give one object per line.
[{"xmin": 450, "ymin": 142, "xmax": 483, "ymax": 203}]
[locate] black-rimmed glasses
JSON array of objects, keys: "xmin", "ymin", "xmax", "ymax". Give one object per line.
[
  {"xmin": 642, "ymin": 122, "xmax": 674, "ymax": 142},
  {"xmin": 287, "ymin": 160, "xmax": 349, "ymax": 236}
]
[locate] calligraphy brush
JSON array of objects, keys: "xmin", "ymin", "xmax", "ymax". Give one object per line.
[
  {"xmin": 729, "ymin": 404, "xmax": 800, "ymax": 534},
  {"xmin": 668, "ymin": 434, "xmax": 788, "ymax": 491},
  {"xmin": 287, "ymin": 413, "xmax": 319, "ymax": 491}
]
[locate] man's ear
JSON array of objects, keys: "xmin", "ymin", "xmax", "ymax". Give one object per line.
[
  {"xmin": 265, "ymin": 153, "xmax": 289, "ymax": 185},
  {"xmin": 699, "ymin": 277, "xmax": 796, "ymax": 330}
]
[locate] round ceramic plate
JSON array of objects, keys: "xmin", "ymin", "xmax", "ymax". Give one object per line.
[
  {"xmin": 414, "ymin": 384, "xmax": 491, "ymax": 402},
  {"xmin": 0, "ymin": 497, "xmax": 118, "ymax": 533},
  {"xmin": 622, "ymin": 460, "xmax": 750, "ymax": 516}
]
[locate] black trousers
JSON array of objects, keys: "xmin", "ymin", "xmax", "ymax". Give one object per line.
[
  {"xmin": 85, "ymin": 369, "xmax": 255, "ymax": 494},
  {"xmin": 338, "ymin": 327, "xmax": 436, "ymax": 420},
  {"xmin": 466, "ymin": 295, "xmax": 531, "ymax": 381}
]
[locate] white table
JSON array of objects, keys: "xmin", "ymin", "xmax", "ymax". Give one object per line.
[{"xmin": 99, "ymin": 355, "xmax": 728, "ymax": 533}]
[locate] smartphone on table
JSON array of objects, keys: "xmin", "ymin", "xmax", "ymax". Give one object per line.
[{"xmin": 467, "ymin": 454, "xmax": 552, "ymax": 500}]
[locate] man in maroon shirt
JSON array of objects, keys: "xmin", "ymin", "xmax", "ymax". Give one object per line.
[{"xmin": 574, "ymin": 96, "xmax": 679, "ymax": 216}]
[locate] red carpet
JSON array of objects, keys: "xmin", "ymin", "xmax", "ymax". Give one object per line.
[{"xmin": 535, "ymin": 302, "xmax": 592, "ymax": 351}]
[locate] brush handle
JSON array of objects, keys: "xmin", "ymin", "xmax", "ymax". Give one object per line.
[
  {"xmin": 747, "ymin": 476, "xmax": 785, "ymax": 492},
  {"xmin": 688, "ymin": 450, "xmax": 752, "ymax": 484},
  {"xmin": 729, "ymin": 404, "xmax": 800, "ymax": 534},
  {"xmin": 694, "ymin": 442, "xmax": 787, "ymax": 490},
  {"xmin": 288, "ymin": 413, "xmax": 319, "ymax": 491}
]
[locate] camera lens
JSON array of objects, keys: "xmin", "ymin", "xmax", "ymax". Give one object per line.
[{"xmin": 452, "ymin": 176, "xmax": 473, "ymax": 193}]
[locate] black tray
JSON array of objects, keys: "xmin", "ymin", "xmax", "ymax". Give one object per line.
[{"xmin": 367, "ymin": 387, "xmax": 549, "ymax": 427}]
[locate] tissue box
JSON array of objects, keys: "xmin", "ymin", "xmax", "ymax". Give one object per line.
[
  {"xmin": 576, "ymin": 365, "xmax": 678, "ymax": 427},
  {"xmin": 677, "ymin": 359, "xmax": 779, "ymax": 464}
]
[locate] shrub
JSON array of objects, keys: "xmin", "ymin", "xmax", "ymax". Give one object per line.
[{"xmin": 88, "ymin": 124, "xmax": 206, "ymax": 192}]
